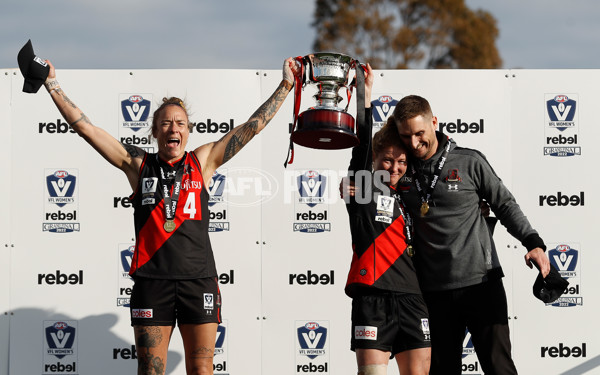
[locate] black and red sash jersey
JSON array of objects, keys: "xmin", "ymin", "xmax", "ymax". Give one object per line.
[
  {"xmin": 344, "ymin": 108, "xmax": 421, "ymax": 297},
  {"xmin": 128, "ymin": 151, "xmax": 217, "ymax": 279}
]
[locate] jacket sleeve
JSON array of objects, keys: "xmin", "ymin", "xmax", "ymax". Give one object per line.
[{"xmin": 474, "ymin": 151, "xmax": 546, "ymax": 251}]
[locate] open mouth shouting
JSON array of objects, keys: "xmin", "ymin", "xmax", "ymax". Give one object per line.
[{"xmin": 167, "ymin": 138, "xmax": 181, "ymax": 148}]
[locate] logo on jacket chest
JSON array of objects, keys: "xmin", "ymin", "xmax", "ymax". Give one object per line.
[{"xmin": 444, "ymin": 169, "xmax": 462, "ymax": 192}]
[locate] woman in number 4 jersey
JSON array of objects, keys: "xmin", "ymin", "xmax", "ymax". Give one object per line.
[{"xmin": 43, "ymin": 57, "xmax": 300, "ymax": 375}]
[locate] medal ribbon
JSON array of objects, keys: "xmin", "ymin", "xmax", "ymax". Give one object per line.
[
  {"xmin": 158, "ymin": 153, "xmax": 186, "ymax": 222},
  {"xmin": 284, "ymin": 56, "xmax": 306, "ymax": 167},
  {"xmin": 393, "ymin": 191, "xmax": 413, "ymax": 253},
  {"xmin": 410, "ymin": 138, "xmax": 453, "ymax": 213}
]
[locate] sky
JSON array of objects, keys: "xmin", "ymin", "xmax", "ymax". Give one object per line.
[{"xmin": 1, "ymin": 0, "xmax": 599, "ymax": 71}]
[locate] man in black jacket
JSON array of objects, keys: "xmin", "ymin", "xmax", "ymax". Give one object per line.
[{"xmin": 390, "ymin": 95, "xmax": 551, "ymax": 375}]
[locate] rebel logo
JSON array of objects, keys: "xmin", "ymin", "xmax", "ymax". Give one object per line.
[
  {"xmin": 38, "ymin": 270, "xmax": 83, "ymax": 285},
  {"xmin": 120, "ymin": 134, "xmax": 153, "ymax": 146},
  {"xmin": 541, "ymin": 343, "xmax": 587, "ymax": 358},
  {"xmin": 289, "ymin": 270, "xmax": 334, "ymax": 285},
  {"xmin": 218, "ymin": 269, "xmax": 235, "ymax": 284},
  {"xmin": 539, "ymin": 192, "xmax": 584, "ymax": 206},
  {"xmin": 439, "ymin": 119, "xmax": 484, "ymax": 134},
  {"xmin": 190, "ymin": 119, "xmax": 234, "ymax": 134},
  {"xmin": 39, "ymin": 119, "xmax": 76, "ymax": 134}
]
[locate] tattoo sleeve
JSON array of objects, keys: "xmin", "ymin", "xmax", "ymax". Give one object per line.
[
  {"xmin": 221, "ymin": 121, "xmax": 258, "ymax": 164},
  {"xmin": 219, "ymin": 82, "xmax": 290, "ymax": 164}
]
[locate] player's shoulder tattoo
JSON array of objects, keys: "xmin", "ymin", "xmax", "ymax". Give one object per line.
[{"xmin": 122, "ymin": 143, "xmax": 145, "ymax": 158}]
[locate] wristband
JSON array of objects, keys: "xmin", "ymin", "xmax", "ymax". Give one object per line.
[{"xmin": 44, "ymin": 78, "xmax": 60, "ymax": 93}]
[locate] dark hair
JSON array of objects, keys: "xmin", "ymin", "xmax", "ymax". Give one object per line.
[
  {"xmin": 372, "ymin": 120, "xmax": 405, "ymax": 156},
  {"xmin": 151, "ymin": 97, "xmax": 193, "ymax": 134},
  {"xmin": 390, "ymin": 95, "xmax": 433, "ymax": 125}
]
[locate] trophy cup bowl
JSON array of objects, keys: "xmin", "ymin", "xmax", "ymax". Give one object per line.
[{"xmin": 290, "ymin": 52, "xmax": 360, "ymax": 150}]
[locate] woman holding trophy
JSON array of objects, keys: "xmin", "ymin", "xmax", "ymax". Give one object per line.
[
  {"xmin": 342, "ymin": 63, "xmax": 431, "ymax": 375},
  {"xmin": 40, "ymin": 56, "xmax": 300, "ymax": 375}
]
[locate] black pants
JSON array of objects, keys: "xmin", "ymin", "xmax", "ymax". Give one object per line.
[{"xmin": 423, "ymin": 279, "xmax": 518, "ymax": 375}]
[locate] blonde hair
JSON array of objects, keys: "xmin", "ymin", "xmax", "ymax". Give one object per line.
[{"xmin": 151, "ymin": 97, "xmax": 193, "ymax": 133}]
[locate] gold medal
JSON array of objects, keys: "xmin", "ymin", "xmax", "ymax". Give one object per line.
[
  {"xmin": 163, "ymin": 220, "xmax": 176, "ymax": 233},
  {"xmin": 420, "ymin": 201, "xmax": 430, "ymax": 216},
  {"xmin": 407, "ymin": 245, "xmax": 414, "ymax": 257}
]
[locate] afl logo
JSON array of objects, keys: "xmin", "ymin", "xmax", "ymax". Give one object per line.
[
  {"xmin": 54, "ymin": 322, "xmax": 68, "ymax": 330},
  {"xmin": 128, "ymin": 95, "xmax": 144, "ymax": 103},
  {"xmin": 305, "ymin": 322, "xmax": 319, "ymax": 330},
  {"xmin": 378, "ymin": 95, "xmax": 393, "ymax": 103},
  {"xmin": 54, "ymin": 170, "xmax": 69, "ymax": 179},
  {"xmin": 305, "ymin": 171, "xmax": 318, "ymax": 179},
  {"xmin": 553, "ymin": 95, "xmax": 569, "ymax": 103}
]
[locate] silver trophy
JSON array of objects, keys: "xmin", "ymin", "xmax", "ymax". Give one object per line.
[{"xmin": 289, "ymin": 52, "xmax": 364, "ymax": 150}]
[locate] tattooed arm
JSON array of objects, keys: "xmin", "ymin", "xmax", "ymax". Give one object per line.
[
  {"xmin": 45, "ymin": 60, "xmax": 143, "ymax": 190},
  {"xmin": 196, "ymin": 57, "xmax": 300, "ymax": 180}
]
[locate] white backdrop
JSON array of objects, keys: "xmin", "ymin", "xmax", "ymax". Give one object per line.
[{"xmin": 0, "ymin": 67, "xmax": 597, "ymax": 375}]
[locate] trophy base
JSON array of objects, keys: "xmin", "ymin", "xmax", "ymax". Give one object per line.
[{"xmin": 291, "ymin": 109, "xmax": 358, "ymax": 150}]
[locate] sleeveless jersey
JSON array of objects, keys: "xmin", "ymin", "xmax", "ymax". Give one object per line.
[
  {"xmin": 128, "ymin": 152, "xmax": 217, "ymax": 279},
  {"xmin": 345, "ymin": 183, "xmax": 421, "ymax": 296},
  {"xmin": 344, "ymin": 107, "xmax": 421, "ymax": 297}
]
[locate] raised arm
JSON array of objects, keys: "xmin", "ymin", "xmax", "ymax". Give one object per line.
[
  {"xmin": 44, "ymin": 60, "xmax": 143, "ymax": 190},
  {"xmin": 195, "ymin": 57, "xmax": 300, "ymax": 180}
]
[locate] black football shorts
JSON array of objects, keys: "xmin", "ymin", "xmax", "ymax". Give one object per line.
[
  {"xmin": 130, "ymin": 277, "xmax": 222, "ymax": 326},
  {"xmin": 351, "ymin": 292, "xmax": 431, "ymax": 356}
]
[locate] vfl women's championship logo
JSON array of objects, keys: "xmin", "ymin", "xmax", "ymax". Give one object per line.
[
  {"xmin": 44, "ymin": 169, "xmax": 80, "ymax": 233},
  {"xmin": 297, "ymin": 322, "xmax": 327, "ymax": 359},
  {"xmin": 45, "ymin": 321, "xmax": 77, "ymax": 359},
  {"xmin": 121, "ymin": 94, "xmax": 151, "ymax": 132},
  {"xmin": 546, "ymin": 95, "xmax": 576, "ymax": 131},
  {"xmin": 547, "ymin": 244, "xmax": 582, "ymax": 307},
  {"xmin": 544, "ymin": 94, "xmax": 580, "ymax": 157},
  {"xmin": 208, "ymin": 172, "xmax": 226, "ymax": 206},
  {"xmin": 46, "ymin": 170, "xmax": 76, "ymax": 207},
  {"xmin": 371, "ymin": 95, "xmax": 398, "ymax": 128},
  {"xmin": 297, "ymin": 170, "xmax": 326, "ymax": 207}
]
